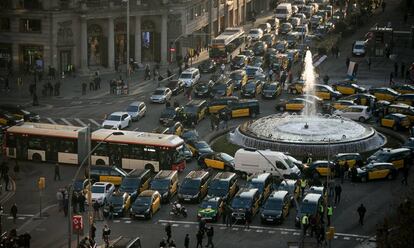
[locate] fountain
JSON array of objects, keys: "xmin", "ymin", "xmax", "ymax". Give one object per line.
[{"xmin": 229, "ymin": 51, "xmax": 386, "ymax": 157}]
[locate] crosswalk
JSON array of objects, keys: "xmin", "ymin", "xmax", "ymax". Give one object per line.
[{"xmin": 39, "ymin": 117, "xmax": 103, "ymax": 128}]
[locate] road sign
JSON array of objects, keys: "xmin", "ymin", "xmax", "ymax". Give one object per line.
[{"xmin": 72, "ymin": 215, "xmax": 83, "ymax": 231}]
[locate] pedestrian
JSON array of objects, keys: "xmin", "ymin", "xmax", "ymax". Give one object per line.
[
  {"xmin": 184, "ymin": 233, "xmax": 190, "ymax": 248},
  {"xmin": 72, "ymin": 192, "xmax": 78, "ymax": 214},
  {"xmin": 340, "ymin": 162, "xmax": 346, "ymax": 184},
  {"xmin": 4, "ymin": 173, "xmax": 9, "ymax": 191},
  {"xmin": 78, "ymin": 192, "xmax": 85, "ymax": 213},
  {"xmin": 334, "ymin": 184, "xmax": 342, "ymax": 204},
  {"xmin": 346, "ymin": 57, "xmax": 350, "ymax": 69},
  {"xmin": 198, "ymin": 218, "xmax": 206, "ymax": 235},
  {"xmin": 394, "ymin": 62, "xmax": 399, "ymax": 77},
  {"xmin": 300, "ymin": 178, "xmax": 307, "ymax": 198},
  {"xmin": 302, "ymin": 214, "xmax": 309, "ymax": 235},
  {"xmin": 309, "ymin": 215, "xmax": 317, "ymax": 237},
  {"xmin": 357, "ymin": 204, "xmax": 367, "ymax": 225},
  {"xmin": 22, "ymin": 232, "xmax": 31, "ymax": 248},
  {"xmin": 32, "ymin": 92, "xmax": 39, "ymax": 106},
  {"xmin": 222, "ymin": 112, "xmax": 229, "ymax": 129},
  {"xmin": 56, "ymin": 190, "xmax": 63, "ymax": 212},
  {"xmin": 401, "ymin": 62, "xmax": 406, "ymax": 79},
  {"xmin": 389, "ymin": 72, "xmax": 394, "ymax": 85},
  {"xmin": 48, "ymin": 81, "xmax": 53, "ymax": 96},
  {"xmin": 89, "ymin": 81, "xmax": 94, "ymax": 91},
  {"xmin": 367, "ymin": 57, "xmax": 371, "ymax": 71},
  {"xmin": 401, "ymin": 165, "xmax": 409, "ymax": 185},
  {"xmin": 244, "ymin": 209, "xmax": 251, "ymax": 229},
  {"xmin": 90, "ymin": 222, "xmax": 97, "ymax": 242},
  {"xmin": 108, "ymin": 202, "xmax": 114, "ymax": 220},
  {"xmin": 220, "ymin": 63, "xmax": 225, "ymax": 74},
  {"xmin": 159, "ymin": 238, "xmax": 167, "ymax": 248},
  {"xmin": 351, "ymin": 166, "xmax": 357, "ymax": 182},
  {"xmin": 210, "ymin": 114, "xmax": 216, "ymax": 131},
  {"xmin": 153, "ymin": 68, "xmax": 158, "ymax": 80},
  {"xmin": 317, "ymin": 224, "xmax": 325, "ymax": 246},
  {"xmin": 54, "ymin": 163, "xmax": 61, "ymax": 181},
  {"xmin": 225, "ymin": 204, "xmax": 232, "ymax": 227},
  {"xmin": 82, "ymin": 82, "xmax": 87, "ymax": 95},
  {"xmin": 11, "ymin": 203, "xmax": 17, "ymax": 224},
  {"xmin": 336, "ymin": 47, "xmax": 340, "ymax": 58},
  {"xmin": 165, "ymin": 223, "xmax": 172, "ymax": 242},
  {"xmin": 196, "ymin": 230, "xmax": 203, "ymax": 248},
  {"xmin": 63, "ymin": 197, "xmax": 69, "ymax": 217},
  {"xmin": 206, "ymin": 226, "xmax": 214, "ymax": 248},
  {"xmin": 214, "ymin": 114, "xmax": 220, "ymax": 131},
  {"xmin": 102, "ymin": 224, "xmax": 111, "ymax": 247},
  {"xmin": 93, "ymin": 201, "xmax": 101, "ymax": 220},
  {"xmin": 382, "ymin": 1, "xmax": 386, "ymax": 13},
  {"xmin": 268, "ymin": 69, "xmax": 273, "ymax": 82},
  {"xmin": 327, "ymin": 204, "xmax": 333, "ymax": 226}
]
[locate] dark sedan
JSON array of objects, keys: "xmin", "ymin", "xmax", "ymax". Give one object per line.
[
  {"xmin": 159, "ymin": 106, "xmax": 183, "ymax": 125},
  {"xmin": 231, "ymin": 55, "xmax": 248, "ymax": 70},
  {"xmin": 261, "ymin": 82, "xmax": 282, "ymax": 99},
  {"xmin": 166, "ymin": 80, "xmax": 185, "ymax": 95},
  {"xmin": 252, "ymin": 42, "xmax": 268, "ymax": 56},
  {"xmin": 229, "ymin": 70, "xmax": 248, "ymax": 90},
  {"xmin": 198, "ymin": 59, "xmax": 217, "ymax": 73},
  {"xmin": 241, "ymin": 80, "xmax": 263, "ymax": 98},
  {"xmin": 194, "ymin": 81, "xmax": 214, "ymax": 98}
]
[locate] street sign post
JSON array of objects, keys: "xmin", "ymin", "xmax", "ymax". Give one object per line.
[
  {"xmin": 38, "ymin": 177, "xmax": 45, "ymax": 217},
  {"xmin": 72, "ymin": 215, "xmax": 83, "ymax": 245}
]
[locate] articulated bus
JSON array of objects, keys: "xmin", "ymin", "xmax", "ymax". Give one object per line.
[
  {"xmin": 209, "ymin": 27, "xmax": 247, "ymax": 63},
  {"xmin": 3, "ymin": 123, "xmax": 186, "ymax": 172}
]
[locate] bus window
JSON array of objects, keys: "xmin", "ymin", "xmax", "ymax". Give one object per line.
[
  {"xmin": 59, "ymin": 140, "xmax": 76, "ymax": 153},
  {"xmin": 130, "ymin": 145, "xmax": 144, "ymax": 160},
  {"xmin": 6, "ymin": 134, "xmax": 16, "ymax": 148},
  {"xmin": 93, "ymin": 142, "xmax": 107, "ymax": 156},
  {"xmin": 28, "ymin": 137, "xmax": 43, "ymax": 150},
  {"xmin": 144, "ymin": 147, "xmax": 158, "ymax": 161}
]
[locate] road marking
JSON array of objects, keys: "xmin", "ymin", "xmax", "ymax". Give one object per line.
[
  {"xmin": 293, "ymin": 232, "xmax": 300, "ymax": 236},
  {"xmin": 61, "ymin": 118, "xmax": 73, "ymax": 126},
  {"xmin": 334, "ymin": 235, "xmax": 338, "ymax": 239},
  {"xmin": 343, "ymin": 237, "xmax": 350, "ymax": 240},
  {"xmin": 125, "ymin": 220, "xmax": 131, "ymax": 224},
  {"xmin": 75, "ymin": 118, "xmax": 87, "ymax": 127},
  {"xmin": 172, "ymin": 224, "xmax": 179, "ymax": 227},
  {"xmin": 268, "ymin": 231, "xmax": 275, "ymax": 234},
  {"xmin": 89, "ymin": 119, "xmax": 101, "ymax": 127},
  {"xmin": 335, "ymin": 232, "xmax": 370, "ymax": 239},
  {"xmin": 244, "ymin": 229, "xmax": 251, "ymax": 232},
  {"xmin": 232, "ymin": 228, "xmax": 239, "ymax": 231},
  {"xmin": 113, "ymin": 220, "xmax": 120, "ymax": 223},
  {"xmin": 184, "ymin": 224, "xmax": 190, "ymax": 228},
  {"xmin": 281, "ymin": 231, "xmax": 288, "ymax": 235},
  {"xmin": 256, "ymin": 229, "xmax": 263, "ymax": 233},
  {"xmin": 219, "ymin": 227, "xmax": 226, "ymax": 230},
  {"xmin": 46, "ymin": 117, "xmax": 57, "ymax": 124}
]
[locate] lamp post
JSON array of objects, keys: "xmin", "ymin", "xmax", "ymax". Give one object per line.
[
  {"xmin": 122, "ymin": 0, "xmax": 130, "ymax": 93},
  {"xmin": 67, "ymin": 131, "xmax": 123, "ymax": 248}
]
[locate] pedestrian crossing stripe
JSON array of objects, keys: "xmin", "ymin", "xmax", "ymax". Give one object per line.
[
  {"xmin": 60, "ymin": 118, "xmax": 73, "ymax": 126},
  {"xmin": 75, "ymin": 118, "xmax": 87, "ymax": 127},
  {"xmin": 46, "ymin": 117, "xmax": 57, "ymax": 124}
]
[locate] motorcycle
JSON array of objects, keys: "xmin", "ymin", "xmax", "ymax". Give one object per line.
[{"xmin": 170, "ymin": 201, "xmax": 187, "ymax": 217}]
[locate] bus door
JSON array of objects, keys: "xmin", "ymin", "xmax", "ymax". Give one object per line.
[
  {"xmin": 16, "ymin": 136, "xmax": 28, "ymax": 160},
  {"xmin": 45, "ymin": 138, "xmax": 59, "ymax": 162},
  {"xmin": 108, "ymin": 143, "xmax": 124, "ymax": 167}
]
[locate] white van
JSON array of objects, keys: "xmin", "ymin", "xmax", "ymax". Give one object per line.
[
  {"xmin": 179, "ymin": 67, "xmax": 200, "ymax": 87},
  {"xmin": 234, "ymin": 148, "xmax": 301, "ymax": 178},
  {"xmin": 275, "ymin": 3, "xmax": 292, "ymax": 21},
  {"xmin": 352, "ymin": 41, "xmax": 366, "ymax": 56}
]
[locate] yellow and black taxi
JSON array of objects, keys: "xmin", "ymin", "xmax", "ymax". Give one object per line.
[
  {"xmin": 183, "ymin": 100, "xmax": 208, "ymax": 124},
  {"xmin": 166, "ymin": 121, "xmax": 184, "ymax": 136},
  {"xmin": 119, "ymin": 169, "xmax": 152, "ymax": 195},
  {"xmin": 231, "ymin": 188, "xmax": 261, "ymax": 222},
  {"xmin": 166, "ymin": 80, "xmax": 185, "ymax": 96},
  {"xmin": 198, "ymin": 152, "xmax": 235, "ymax": 171},
  {"xmin": 231, "ymin": 55, "xmax": 249, "ymax": 70},
  {"xmin": 333, "ymin": 153, "xmax": 363, "ymax": 168},
  {"xmin": 208, "ymin": 96, "xmax": 239, "ymax": 114},
  {"xmin": 178, "ymin": 170, "xmax": 210, "ymax": 203},
  {"xmin": 277, "ymin": 179, "xmax": 301, "ymax": 203},
  {"xmin": 246, "ymin": 173, "xmax": 273, "ymax": 203},
  {"xmin": 342, "ymin": 93, "xmax": 376, "ymax": 106},
  {"xmin": 194, "ymin": 80, "xmax": 215, "ymax": 98},
  {"xmin": 305, "ymin": 160, "xmax": 335, "ymax": 178},
  {"xmin": 394, "ymin": 94, "xmax": 414, "ymax": 106},
  {"xmin": 0, "ymin": 110, "xmax": 23, "ymax": 126},
  {"xmin": 295, "ymin": 193, "xmax": 323, "ymax": 227},
  {"xmin": 306, "ymin": 186, "xmax": 328, "ymax": 204},
  {"xmin": 332, "ymin": 81, "xmax": 367, "ymax": 95},
  {"xmin": 380, "ymin": 113, "xmax": 411, "ymax": 130},
  {"xmin": 276, "ymin": 98, "xmax": 314, "ymax": 112},
  {"xmin": 288, "ymin": 80, "xmax": 305, "ymax": 94},
  {"xmin": 89, "ymin": 165, "xmax": 128, "ymax": 186},
  {"xmin": 159, "ymin": 106, "xmax": 183, "ymax": 125},
  {"xmin": 367, "ymin": 148, "xmax": 412, "ymax": 169},
  {"xmin": 73, "ymin": 178, "xmax": 92, "ymax": 194},
  {"xmin": 219, "ymin": 99, "xmax": 260, "ymax": 118},
  {"xmin": 150, "ymin": 170, "xmax": 179, "ymax": 203},
  {"xmin": 129, "ymin": 190, "xmax": 161, "ymax": 219},
  {"xmin": 0, "ymin": 104, "xmax": 40, "ymax": 122},
  {"xmin": 207, "ymin": 172, "xmax": 239, "ymax": 201},
  {"xmin": 311, "ymin": 84, "xmax": 342, "ymax": 100},
  {"xmin": 330, "ymin": 100, "xmax": 356, "ymax": 110},
  {"xmin": 197, "ymin": 196, "xmax": 225, "ymax": 222},
  {"xmin": 248, "ymin": 56, "xmax": 265, "ymax": 68},
  {"xmin": 369, "ymin": 87, "xmax": 400, "ymax": 101},
  {"xmin": 384, "ymin": 104, "xmax": 414, "ymax": 123},
  {"xmin": 210, "ymin": 78, "xmax": 235, "ymax": 98},
  {"xmin": 103, "ymin": 192, "xmax": 130, "ymax": 217},
  {"xmin": 180, "ymin": 129, "xmax": 200, "ymax": 143},
  {"xmin": 229, "ymin": 70, "xmax": 248, "ymax": 90},
  {"xmin": 186, "ymin": 140, "xmax": 214, "ymax": 157},
  {"xmin": 198, "ymin": 58, "xmax": 217, "ymax": 73},
  {"xmin": 392, "ymin": 84, "xmax": 414, "ymax": 94},
  {"xmin": 261, "ymin": 82, "xmax": 282, "ymax": 99},
  {"xmin": 152, "ymin": 126, "xmax": 170, "ymax": 135},
  {"xmin": 241, "ymin": 79, "xmax": 264, "ymax": 98},
  {"xmin": 260, "ymin": 190, "xmax": 290, "ymax": 224},
  {"xmin": 355, "ymin": 162, "xmax": 398, "ymax": 182}
]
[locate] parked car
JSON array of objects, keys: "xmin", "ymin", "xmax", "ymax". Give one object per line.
[
  {"xmin": 248, "ymin": 28, "xmax": 264, "ymax": 41},
  {"xmin": 90, "ymin": 182, "xmax": 115, "ymax": 205},
  {"xmin": 150, "ymin": 87, "xmax": 172, "ymax": 103},
  {"xmin": 231, "ymin": 55, "xmax": 248, "ymax": 70},
  {"xmin": 198, "ymin": 59, "xmax": 217, "ymax": 73},
  {"xmin": 166, "ymin": 80, "xmax": 185, "ymax": 95},
  {"xmin": 126, "ymin": 101, "xmax": 146, "ymax": 121},
  {"xmin": 333, "ymin": 105, "xmax": 372, "ymax": 122},
  {"xmin": 102, "ymin": 112, "xmax": 131, "ymax": 129},
  {"xmin": 241, "ymin": 80, "xmax": 264, "ymax": 98}
]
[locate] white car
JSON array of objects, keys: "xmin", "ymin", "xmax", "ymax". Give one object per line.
[
  {"xmin": 90, "ymin": 182, "xmax": 115, "ymax": 205},
  {"xmin": 126, "ymin": 101, "xmax": 146, "ymax": 121},
  {"xmin": 150, "ymin": 87, "xmax": 172, "ymax": 103},
  {"xmin": 102, "ymin": 111, "xmax": 131, "ymax": 129},
  {"xmin": 352, "ymin": 40, "xmax": 366, "ymax": 56},
  {"xmin": 334, "ymin": 105, "xmax": 372, "ymax": 122},
  {"xmin": 248, "ymin": 28, "xmax": 264, "ymax": 41}
]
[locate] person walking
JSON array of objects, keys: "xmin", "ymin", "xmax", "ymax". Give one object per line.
[
  {"xmin": 389, "ymin": 72, "xmax": 394, "ymax": 85},
  {"xmin": 210, "ymin": 114, "xmax": 216, "ymax": 131},
  {"xmin": 327, "ymin": 204, "xmax": 333, "ymax": 226},
  {"xmin": 300, "ymin": 178, "xmax": 307, "ymax": 198},
  {"xmin": 102, "ymin": 224, "xmax": 111, "ymax": 247},
  {"xmin": 32, "ymin": 92, "xmax": 39, "ymax": 106},
  {"xmin": 4, "ymin": 173, "xmax": 9, "ymax": 191},
  {"xmin": 220, "ymin": 63, "xmax": 226, "ymax": 74},
  {"xmin": 367, "ymin": 57, "xmax": 371, "ymax": 71},
  {"xmin": 93, "ymin": 201, "xmax": 101, "ymax": 221},
  {"xmin": 334, "ymin": 184, "xmax": 342, "ymax": 204},
  {"xmin": 11, "ymin": 203, "xmax": 18, "ymax": 224},
  {"xmin": 165, "ymin": 223, "xmax": 172, "ymax": 242},
  {"xmin": 78, "ymin": 192, "xmax": 85, "ymax": 213},
  {"xmin": 309, "ymin": 215, "xmax": 317, "ymax": 237},
  {"xmin": 196, "ymin": 230, "xmax": 203, "ymax": 248},
  {"xmin": 71, "ymin": 192, "xmax": 78, "ymax": 214},
  {"xmin": 357, "ymin": 204, "xmax": 367, "ymax": 225},
  {"xmin": 394, "ymin": 62, "xmax": 399, "ymax": 77},
  {"xmin": 54, "ymin": 163, "xmax": 61, "ymax": 181},
  {"xmin": 82, "ymin": 82, "xmax": 87, "ymax": 95},
  {"xmin": 346, "ymin": 57, "xmax": 350, "ymax": 70},
  {"xmin": 184, "ymin": 233, "xmax": 190, "ymax": 248},
  {"xmin": 225, "ymin": 204, "xmax": 233, "ymax": 227},
  {"xmin": 108, "ymin": 202, "xmax": 114, "ymax": 220},
  {"xmin": 159, "ymin": 238, "xmax": 167, "ymax": 248},
  {"xmin": 56, "ymin": 190, "xmax": 63, "ymax": 212},
  {"xmin": 90, "ymin": 222, "xmax": 97, "ymax": 242},
  {"xmin": 302, "ymin": 214, "xmax": 309, "ymax": 235},
  {"xmin": 244, "ymin": 209, "xmax": 251, "ymax": 229},
  {"xmin": 401, "ymin": 62, "xmax": 406, "ymax": 79},
  {"xmin": 382, "ymin": 1, "xmax": 386, "ymax": 13},
  {"xmin": 401, "ymin": 165, "xmax": 409, "ymax": 185},
  {"xmin": 317, "ymin": 224, "xmax": 326, "ymax": 246},
  {"xmin": 206, "ymin": 226, "xmax": 214, "ymax": 248}
]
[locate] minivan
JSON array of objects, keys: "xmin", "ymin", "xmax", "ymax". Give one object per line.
[
  {"xmin": 178, "ymin": 170, "xmax": 210, "ymax": 203},
  {"xmin": 150, "ymin": 170, "xmax": 179, "ymax": 203},
  {"xmin": 295, "ymin": 193, "xmax": 323, "ymax": 227},
  {"xmin": 275, "ymin": 3, "xmax": 293, "ymax": 20},
  {"xmin": 234, "ymin": 149, "xmax": 301, "ymax": 178},
  {"xmin": 260, "ymin": 190, "xmax": 290, "ymax": 224},
  {"xmin": 179, "ymin": 68, "xmax": 200, "ymax": 87},
  {"xmin": 119, "ymin": 169, "xmax": 152, "ymax": 194},
  {"xmin": 207, "ymin": 172, "xmax": 239, "ymax": 201},
  {"xmin": 367, "ymin": 148, "xmax": 412, "ymax": 169},
  {"xmin": 246, "ymin": 173, "xmax": 273, "ymax": 203},
  {"xmin": 231, "ymin": 188, "xmax": 261, "ymax": 222}
]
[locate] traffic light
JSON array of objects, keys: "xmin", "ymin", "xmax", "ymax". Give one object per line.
[{"xmin": 38, "ymin": 177, "xmax": 45, "ymax": 190}]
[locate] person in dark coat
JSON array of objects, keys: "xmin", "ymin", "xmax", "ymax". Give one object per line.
[
  {"xmin": 165, "ymin": 223, "xmax": 172, "ymax": 242},
  {"xmin": 357, "ymin": 204, "xmax": 367, "ymax": 225},
  {"xmin": 334, "ymin": 184, "xmax": 342, "ymax": 204},
  {"xmin": 71, "ymin": 192, "xmax": 78, "ymax": 214},
  {"xmin": 184, "ymin": 233, "xmax": 190, "ymax": 248},
  {"xmin": 78, "ymin": 193, "xmax": 86, "ymax": 213},
  {"xmin": 11, "ymin": 203, "xmax": 18, "ymax": 223},
  {"xmin": 206, "ymin": 226, "xmax": 214, "ymax": 247},
  {"xmin": 54, "ymin": 163, "xmax": 61, "ymax": 181},
  {"xmin": 32, "ymin": 92, "xmax": 39, "ymax": 106},
  {"xmin": 244, "ymin": 209, "xmax": 251, "ymax": 229},
  {"xmin": 90, "ymin": 222, "xmax": 97, "ymax": 242},
  {"xmin": 196, "ymin": 230, "xmax": 203, "ymax": 248},
  {"xmin": 346, "ymin": 57, "xmax": 350, "ymax": 69},
  {"xmin": 394, "ymin": 62, "xmax": 399, "ymax": 77}
]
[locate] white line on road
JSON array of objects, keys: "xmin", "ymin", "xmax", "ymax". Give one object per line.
[
  {"xmin": 343, "ymin": 237, "xmax": 351, "ymax": 240},
  {"xmin": 293, "ymin": 232, "xmax": 300, "ymax": 236},
  {"xmin": 75, "ymin": 118, "xmax": 87, "ymax": 127},
  {"xmin": 61, "ymin": 118, "xmax": 73, "ymax": 126},
  {"xmin": 256, "ymin": 230, "xmax": 263, "ymax": 233},
  {"xmin": 281, "ymin": 231, "xmax": 288, "ymax": 235},
  {"xmin": 89, "ymin": 119, "xmax": 101, "ymax": 127},
  {"xmin": 46, "ymin": 117, "xmax": 57, "ymax": 124}
]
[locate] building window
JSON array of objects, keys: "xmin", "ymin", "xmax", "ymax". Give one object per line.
[
  {"xmin": 22, "ymin": 0, "xmax": 42, "ymax": 9},
  {"xmin": 0, "ymin": 18, "xmax": 11, "ymax": 31},
  {"xmin": 20, "ymin": 19, "xmax": 42, "ymax": 33}
]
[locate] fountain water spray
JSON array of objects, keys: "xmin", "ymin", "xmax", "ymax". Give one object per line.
[{"xmin": 302, "ymin": 50, "xmax": 317, "ymax": 117}]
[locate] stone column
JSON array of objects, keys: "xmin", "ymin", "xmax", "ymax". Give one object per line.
[
  {"xmin": 243, "ymin": 0, "xmax": 247, "ymax": 24},
  {"xmin": 80, "ymin": 17, "xmax": 88, "ymax": 72},
  {"xmin": 216, "ymin": 0, "xmax": 220, "ymax": 34},
  {"xmin": 107, "ymin": 17, "xmax": 115, "ymax": 70},
  {"xmin": 161, "ymin": 14, "xmax": 168, "ymax": 64},
  {"xmin": 134, "ymin": 16, "xmax": 141, "ymax": 63}
]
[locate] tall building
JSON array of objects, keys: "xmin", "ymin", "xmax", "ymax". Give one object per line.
[{"xmin": 0, "ymin": 0, "xmax": 268, "ymax": 75}]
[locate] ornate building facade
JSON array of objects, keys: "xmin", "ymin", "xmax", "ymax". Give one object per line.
[{"xmin": 0, "ymin": 0, "xmax": 268, "ymax": 74}]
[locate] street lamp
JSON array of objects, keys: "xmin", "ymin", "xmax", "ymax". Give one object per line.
[
  {"xmin": 67, "ymin": 130, "xmax": 124, "ymax": 248},
  {"xmin": 122, "ymin": 0, "xmax": 130, "ymax": 93}
]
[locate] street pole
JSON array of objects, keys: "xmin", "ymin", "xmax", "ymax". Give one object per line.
[{"xmin": 126, "ymin": 0, "xmax": 130, "ymax": 93}]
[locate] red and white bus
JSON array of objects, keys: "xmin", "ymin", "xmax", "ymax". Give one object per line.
[{"xmin": 209, "ymin": 27, "xmax": 247, "ymax": 63}]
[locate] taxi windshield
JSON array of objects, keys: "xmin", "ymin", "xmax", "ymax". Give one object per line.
[
  {"xmin": 232, "ymin": 197, "xmax": 252, "ymax": 209},
  {"xmin": 134, "ymin": 196, "xmax": 151, "ymax": 206},
  {"xmin": 263, "ymin": 84, "xmax": 277, "ymax": 91},
  {"xmin": 201, "ymin": 200, "xmax": 219, "ymax": 209},
  {"xmin": 184, "ymin": 106, "xmax": 198, "ymax": 114},
  {"xmin": 219, "ymin": 153, "xmax": 234, "ymax": 162},
  {"xmin": 278, "ymin": 182, "xmax": 294, "ymax": 193},
  {"xmin": 109, "ymin": 196, "xmax": 124, "ymax": 205},
  {"xmin": 151, "ymin": 179, "xmax": 170, "ymax": 190},
  {"xmin": 373, "ymin": 151, "xmax": 391, "ymax": 161},
  {"xmin": 209, "ymin": 180, "xmax": 228, "ymax": 197},
  {"xmin": 161, "ymin": 108, "xmax": 176, "ymax": 117},
  {"xmin": 247, "ymin": 181, "xmax": 263, "ymax": 191},
  {"xmin": 263, "ymin": 199, "xmax": 283, "ymax": 211},
  {"xmin": 230, "ymin": 73, "xmax": 243, "ymax": 80},
  {"xmin": 245, "ymin": 83, "xmax": 256, "ymax": 90},
  {"xmin": 300, "ymin": 202, "xmax": 317, "ymax": 214},
  {"xmin": 181, "ymin": 179, "xmax": 200, "ymax": 190}
]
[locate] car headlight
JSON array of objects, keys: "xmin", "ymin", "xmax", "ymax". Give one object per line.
[
  {"xmin": 260, "ymin": 213, "xmax": 265, "ymax": 218},
  {"xmin": 145, "ymin": 209, "xmax": 150, "ymax": 213}
]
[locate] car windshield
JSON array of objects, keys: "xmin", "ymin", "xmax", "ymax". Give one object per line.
[
  {"xmin": 196, "ymin": 84, "xmax": 209, "ymax": 91},
  {"xmin": 230, "ymin": 73, "xmax": 243, "ymax": 80},
  {"xmin": 373, "ymin": 152, "xmax": 391, "ymax": 162},
  {"xmin": 134, "ymin": 196, "xmax": 151, "ymax": 206},
  {"xmin": 151, "ymin": 179, "xmax": 170, "ymax": 190},
  {"xmin": 209, "ymin": 180, "xmax": 228, "ymax": 196},
  {"xmin": 202, "ymin": 61, "xmax": 213, "ymax": 67},
  {"xmin": 201, "ymin": 200, "xmax": 219, "ymax": 209},
  {"xmin": 92, "ymin": 186, "xmax": 105, "ymax": 193},
  {"xmin": 278, "ymin": 182, "xmax": 294, "ymax": 193},
  {"xmin": 181, "ymin": 179, "xmax": 200, "ymax": 190},
  {"xmin": 120, "ymin": 178, "xmax": 139, "ymax": 191},
  {"xmin": 110, "ymin": 196, "xmax": 124, "ymax": 205},
  {"xmin": 161, "ymin": 108, "xmax": 176, "ymax": 118},
  {"xmin": 247, "ymin": 181, "xmax": 263, "ymax": 191},
  {"xmin": 219, "ymin": 153, "xmax": 234, "ymax": 162},
  {"xmin": 263, "ymin": 199, "xmax": 283, "ymax": 210},
  {"xmin": 245, "ymin": 83, "xmax": 256, "ymax": 90},
  {"xmin": 107, "ymin": 115, "xmax": 121, "ymax": 121},
  {"xmin": 212, "ymin": 84, "xmax": 226, "ymax": 91},
  {"xmin": 180, "ymin": 73, "xmax": 192, "ymax": 79},
  {"xmin": 126, "ymin": 106, "xmax": 138, "ymax": 112},
  {"xmin": 263, "ymin": 84, "xmax": 277, "ymax": 91},
  {"xmin": 249, "ymin": 30, "xmax": 259, "ymax": 34},
  {"xmin": 182, "ymin": 130, "xmax": 199, "ymax": 141},
  {"xmin": 354, "ymin": 44, "xmax": 364, "ymax": 49},
  {"xmin": 184, "ymin": 106, "xmax": 198, "ymax": 114},
  {"xmin": 195, "ymin": 142, "xmax": 209, "ymax": 149},
  {"xmin": 246, "ymin": 68, "xmax": 258, "ymax": 75},
  {"xmin": 154, "ymin": 90, "xmax": 165, "ymax": 95},
  {"xmin": 300, "ymin": 202, "xmax": 317, "ymax": 214},
  {"xmin": 232, "ymin": 197, "xmax": 252, "ymax": 209}
]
